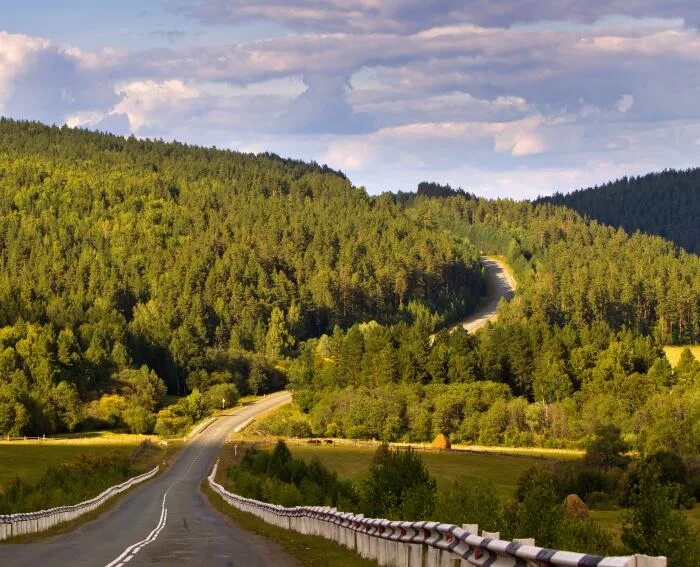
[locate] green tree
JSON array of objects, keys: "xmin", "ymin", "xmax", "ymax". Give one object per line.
[
  {"xmin": 622, "ymin": 464, "xmax": 700, "ymax": 566},
  {"xmin": 265, "ymin": 307, "xmax": 293, "ymax": 359},
  {"xmin": 247, "ymin": 362, "xmax": 267, "ymax": 396},
  {"xmin": 585, "ymin": 424, "xmax": 630, "ymax": 470},
  {"xmin": 360, "ymin": 446, "xmax": 436, "ymax": 520}
]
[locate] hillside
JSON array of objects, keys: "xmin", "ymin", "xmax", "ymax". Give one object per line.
[
  {"xmin": 0, "ymin": 119, "xmax": 483, "ymax": 436},
  {"xmin": 288, "ymin": 189, "xmax": 700, "ymax": 455},
  {"xmin": 539, "ymin": 168, "xmax": 700, "ymax": 254}
]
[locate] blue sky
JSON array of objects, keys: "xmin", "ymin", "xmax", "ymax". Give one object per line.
[{"xmin": 1, "ymin": 1, "xmax": 699, "ymax": 198}]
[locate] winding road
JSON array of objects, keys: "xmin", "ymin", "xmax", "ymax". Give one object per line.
[
  {"xmin": 450, "ymin": 256, "xmax": 516, "ymax": 334},
  {"xmin": 1, "ymin": 391, "xmax": 295, "ymax": 567},
  {"xmin": 1, "ymin": 260, "xmax": 514, "ymax": 566}
]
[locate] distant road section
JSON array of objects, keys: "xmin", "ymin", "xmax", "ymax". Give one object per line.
[
  {"xmin": 451, "ymin": 256, "xmax": 516, "ymax": 334},
  {"xmin": 1, "ymin": 391, "xmax": 293, "ymax": 567}
]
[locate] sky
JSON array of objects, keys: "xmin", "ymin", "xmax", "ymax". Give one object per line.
[{"xmin": 1, "ymin": 2, "xmax": 699, "ymax": 198}]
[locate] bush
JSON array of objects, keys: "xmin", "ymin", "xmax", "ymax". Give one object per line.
[
  {"xmin": 82, "ymin": 394, "xmax": 127, "ymax": 429},
  {"xmin": 505, "ymin": 466, "xmax": 613, "ymax": 554},
  {"xmin": 585, "ymin": 491, "xmax": 613, "ymax": 510},
  {"xmin": 360, "ymin": 447, "xmax": 436, "ymax": 520},
  {"xmin": 205, "ymin": 383, "xmax": 240, "ymax": 411},
  {"xmin": 436, "ymin": 478, "xmax": 504, "ymax": 532},
  {"xmin": 228, "ymin": 441, "xmax": 357, "ymax": 509},
  {"xmin": 122, "ymin": 403, "xmax": 156, "ymax": 434},
  {"xmin": 154, "ymin": 409, "xmax": 192, "ymax": 436},
  {"xmin": 286, "ymin": 420, "xmax": 312, "ymax": 438},
  {"xmin": 622, "ymin": 463, "xmax": 700, "ymax": 566}
]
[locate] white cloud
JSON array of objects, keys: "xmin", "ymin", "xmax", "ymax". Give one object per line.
[
  {"xmin": 113, "ymin": 80, "xmax": 200, "ymax": 133},
  {"xmin": 616, "ymin": 94, "xmax": 635, "ymax": 113},
  {"xmin": 0, "ymin": 31, "xmax": 51, "ymax": 108},
  {"xmin": 65, "ymin": 110, "xmax": 106, "ymax": 128},
  {"xmin": 1, "ymin": 11, "xmax": 700, "ymax": 198}
]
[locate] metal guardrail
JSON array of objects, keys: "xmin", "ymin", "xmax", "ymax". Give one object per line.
[
  {"xmin": 186, "ymin": 416, "xmax": 217, "ymax": 439},
  {"xmin": 0, "ymin": 466, "xmax": 159, "ymax": 541},
  {"xmin": 208, "ymin": 461, "xmax": 666, "ymax": 567}
]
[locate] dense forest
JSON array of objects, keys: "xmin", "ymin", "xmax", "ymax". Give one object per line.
[
  {"xmin": 0, "ymin": 119, "xmax": 697, "ymax": 457},
  {"xmin": 539, "ymin": 169, "xmax": 700, "ymax": 254},
  {"xmin": 0, "ymin": 119, "xmax": 483, "ymax": 436},
  {"xmin": 285, "ymin": 190, "xmax": 700, "ymax": 454}
]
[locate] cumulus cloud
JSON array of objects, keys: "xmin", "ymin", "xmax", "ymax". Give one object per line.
[
  {"xmin": 113, "ymin": 80, "xmax": 201, "ymax": 133},
  {"xmin": 0, "ymin": 31, "xmax": 120, "ymax": 124}
]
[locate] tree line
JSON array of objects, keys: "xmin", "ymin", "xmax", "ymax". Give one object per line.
[{"xmin": 539, "ymin": 168, "xmax": 700, "ymax": 254}]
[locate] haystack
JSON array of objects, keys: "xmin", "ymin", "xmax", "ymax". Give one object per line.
[
  {"xmin": 564, "ymin": 494, "xmax": 590, "ymax": 519},
  {"xmin": 431, "ymin": 433, "xmax": 451, "ymax": 449}
]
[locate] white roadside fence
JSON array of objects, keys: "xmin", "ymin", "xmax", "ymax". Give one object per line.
[
  {"xmin": 0, "ymin": 466, "xmax": 158, "ymax": 541},
  {"xmin": 208, "ymin": 461, "xmax": 666, "ymax": 567}
]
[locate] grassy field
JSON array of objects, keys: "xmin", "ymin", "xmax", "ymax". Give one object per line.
[
  {"xmin": 0, "ymin": 394, "xmax": 272, "ymax": 491},
  {"xmin": 227, "ymin": 429, "xmax": 700, "ymax": 539},
  {"xmin": 0, "ymin": 433, "xmax": 170, "ymax": 491},
  {"xmin": 663, "ymin": 345, "xmax": 700, "ymax": 367},
  {"xmin": 228, "ymin": 439, "xmax": 573, "ymax": 500}
]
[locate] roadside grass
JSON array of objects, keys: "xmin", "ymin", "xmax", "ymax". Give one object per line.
[
  {"xmin": 663, "ymin": 345, "xmax": 700, "ymax": 367},
  {"xmin": 0, "ymin": 439, "xmax": 182, "ymax": 543},
  {"xmin": 204, "ymin": 447, "xmax": 377, "ymax": 566},
  {"xmin": 204, "ymin": 483, "xmax": 377, "ymax": 566}
]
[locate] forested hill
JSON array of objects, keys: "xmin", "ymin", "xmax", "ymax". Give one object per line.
[
  {"xmin": 538, "ymin": 168, "xmax": 700, "ymax": 254},
  {"xmin": 0, "ymin": 119, "xmax": 483, "ymax": 435},
  {"xmin": 288, "ymin": 190, "xmax": 700, "ymax": 457}
]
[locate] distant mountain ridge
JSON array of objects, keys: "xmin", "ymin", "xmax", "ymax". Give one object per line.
[{"xmin": 538, "ymin": 168, "xmax": 700, "ymax": 254}]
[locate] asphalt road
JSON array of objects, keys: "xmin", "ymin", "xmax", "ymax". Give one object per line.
[
  {"xmin": 1, "ymin": 391, "xmax": 296, "ymax": 567},
  {"xmin": 451, "ymin": 256, "xmax": 516, "ymax": 333}
]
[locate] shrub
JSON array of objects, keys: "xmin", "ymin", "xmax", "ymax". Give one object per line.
[
  {"xmin": 228, "ymin": 441, "xmax": 357, "ymax": 509},
  {"xmin": 360, "ymin": 447, "xmax": 436, "ymax": 520},
  {"xmin": 436, "ymin": 478, "xmax": 504, "ymax": 532},
  {"xmin": 0, "ymin": 454, "xmax": 135, "ymax": 514},
  {"xmin": 205, "ymin": 383, "xmax": 240, "ymax": 411},
  {"xmin": 154, "ymin": 409, "xmax": 192, "ymax": 436},
  {"xmin": 286, "ymin": 419, "xmax": 312, "ymax": 438},
  {"xmin": 122, "ymin": 403, "xmax": 156, "ymax": 434}
]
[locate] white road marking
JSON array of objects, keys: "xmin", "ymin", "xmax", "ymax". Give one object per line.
[
  {"xmin": 105, "ymin": 491, "xmax": 169, "ymax": 567},
  {"xmin": 103, "ymin": 396, "xmax": 290, "ymax": 567}
]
